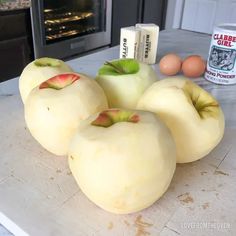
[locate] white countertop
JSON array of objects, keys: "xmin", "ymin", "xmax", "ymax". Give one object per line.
[{"xmin": 0, "ymin": 29, "xmax": 236, "ymax": 236}]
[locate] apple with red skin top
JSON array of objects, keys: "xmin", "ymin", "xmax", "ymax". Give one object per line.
[
  {"xmin": 68, "ymin": 108, "xmax": 176, "ymax": 214},
  {"xmin": 24, "ymin": 73, "xmax": 108, "ymax": 156},
  {"xmin": 19, "ymin": 57, "xmax": 73, "ymax": 104}
]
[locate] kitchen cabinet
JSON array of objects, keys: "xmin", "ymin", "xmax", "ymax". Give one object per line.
[
  {"xmin": 0, "ymin": 8, "xmax": 33, "ymax": 82},
  {"xmin": 111, "ymin": 0, "xmax": 167, "ymax": 46},
  {"xmin": 143, "ymin": 0, "xmax": 167, "ymax": 25},
  {"xmin": 0, "ymin": 36, "xmax": 31, "ymax": 83}
]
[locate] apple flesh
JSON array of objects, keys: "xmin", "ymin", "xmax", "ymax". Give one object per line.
[
  {"xmin": 19, "ymin": 57, "xmax": 73, "ymax": 104},
  {"xmin": 137, "ymin": 78, "xmax": 225, "ymax": 163},
  {"xmin": 24, "ymin": 73, "xmax": 108, "ymax": 156},
  {"xmin": 91, "ymin": 109, "xmax": 139, "ymax": 127},
  {"xmin": 68, "ymin": 109, "xmax": 176, "ymax": 214},
  {"xmin": 95, "ymin": 59, "xmax": 158, "ymax": 109}
]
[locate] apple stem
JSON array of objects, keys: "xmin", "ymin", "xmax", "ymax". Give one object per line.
[{"xmin": 104, "ymin": 61, "xmax": 125, "ymax": 74}]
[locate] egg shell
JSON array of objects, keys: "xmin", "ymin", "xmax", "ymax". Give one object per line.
[
  {"xmin": 159, "ymin": 54, "xmax": 182, "ymax": 76},
  {"xmin": 182, "ymin": 55, "xmax": 206, "ymax": 78}
]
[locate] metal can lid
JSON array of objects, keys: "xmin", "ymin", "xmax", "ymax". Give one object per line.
[{"xmin": 214, "ymin": 23, "xmax": 236, "ymax": 33}]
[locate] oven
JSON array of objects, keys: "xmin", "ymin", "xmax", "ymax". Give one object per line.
[{"xmin": 30, "ymin": 0, "xmax": 112, "ymax": 59}]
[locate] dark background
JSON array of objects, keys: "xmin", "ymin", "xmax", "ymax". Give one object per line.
[
  {"xmin": 0, "ymin": 0, "xmax": 167, "ymax": 82},
  {"xmin": 111, "ymin": 0, "xmax": 167, "ymax": 46}
]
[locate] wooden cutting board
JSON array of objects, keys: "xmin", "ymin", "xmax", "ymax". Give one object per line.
[{"xmin": 0, "ymin": 94, "xmax": 235, "ymax": 236}]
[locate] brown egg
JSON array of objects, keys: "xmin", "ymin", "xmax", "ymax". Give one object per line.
[
  {"xmin": 182, "ymin": 55, "xmax": 206, "ymax": 78},
  {"xmin": 159, "ymin": 54, "xmax": 182, "ymax": 76}
]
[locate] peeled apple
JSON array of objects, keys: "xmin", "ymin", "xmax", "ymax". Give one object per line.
[
  {"xmin": 19, "ymin": 57, "xmax": 73, "ymax": 103},
  {"xmin": 95, "ymin": 59, "xmax": 158, "ymax": 109},
  {"xmin": 137, "ymin": 77, "xmax": 225, "ymax": 163},
  {"xmin": 68, "ymin": 108, "xmax": 176, "ymax": 214},
  {"xmin": 24, "ymin": 73, "xmax": 108, "ymax": 156}
]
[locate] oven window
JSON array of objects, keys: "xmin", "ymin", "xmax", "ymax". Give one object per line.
[{"xmin": 43, "ymin": 0, "xmax": 105, "ymax": 44}]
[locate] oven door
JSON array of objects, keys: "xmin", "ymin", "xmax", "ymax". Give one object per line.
[{"xmin": 31, "ymin": 0, "xmax": 111, "ymax": 59}]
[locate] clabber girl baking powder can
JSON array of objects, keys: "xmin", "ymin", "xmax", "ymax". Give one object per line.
[{"xmin": 205, "ymin": 23, "xmax": 236, "ymax": 85}]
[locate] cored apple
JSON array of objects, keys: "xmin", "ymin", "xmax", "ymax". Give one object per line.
[
  {"xmin": 95, "ymin": 59, "xmax": 158, "ymax": 109},
  {"xmin": 19, "ymin": 57, "xmax": 73, "ymax": 103},
  {"xmin": 137, "ymin": 78, "xmax": 225, "ymax": 163},
  {"xmin": 24, "ymin": 73, "xmax": 108, "ymax": 156},
  {"xmin": 68, "ymin": 109, "xmax": 176, "ymax": 214}
]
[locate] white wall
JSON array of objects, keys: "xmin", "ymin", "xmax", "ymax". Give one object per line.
[
  {"xmin": 165, "ymin": 0, "xmax": 236, "ymax": 34},
  {"xmin": 181, "ymin": 0, "xmax": 236, "ymax": 34}
]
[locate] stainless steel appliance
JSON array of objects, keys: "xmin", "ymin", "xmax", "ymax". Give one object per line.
[{"xmin": 31, "ymin": 0, "xmax": 112, "ymax": 59}]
